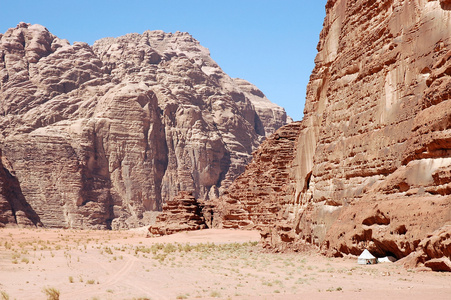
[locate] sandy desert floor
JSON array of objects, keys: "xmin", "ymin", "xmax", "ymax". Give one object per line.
[{"xmin": 0, "ymin": 228, "xmax": 450, "ymax": 300}]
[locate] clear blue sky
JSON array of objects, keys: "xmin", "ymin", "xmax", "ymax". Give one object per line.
[{"xmin": 0, "ymin": 0, "xmax": 326, "ymax": 121}]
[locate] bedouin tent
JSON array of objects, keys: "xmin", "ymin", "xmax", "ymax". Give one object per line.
[
  {"xmin": 377, "ymin": 256, "xmax": 397, "ymax": 263},
  {"xmin": 357, "ymin": 249, "xmax": 377, "ymax": 265}
]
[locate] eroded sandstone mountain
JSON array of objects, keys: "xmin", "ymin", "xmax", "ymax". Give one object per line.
[
  {"xmin": 212, "ymin": 0, "xmax": 451, "ymax": 265},
  {"xmin": 0, "ymin": 23, "xmax": 290, "ymax": 228}
]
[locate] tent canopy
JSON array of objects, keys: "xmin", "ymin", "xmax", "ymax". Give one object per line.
[
  {"xmin": 359, "ymin": 249, "xmax": 376, "ymax": 259},
  {"xmin": 358, "ymin": 249, "xmax": 377, "ymax": 265}
]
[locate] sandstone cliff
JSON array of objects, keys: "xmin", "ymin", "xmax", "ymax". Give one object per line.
[
  {"xmin": 209, "ymin": 121, "xmax": 302, "ymax": 230},
  {"xmin": 0, "ymin": 23, "xmax": 290, "ymax": 228},
  {"xmin": 0, "ymin": 148, "xmax": 41, "ymax": 227},
  {"xmin": 213, "ymin": 0, "xmax": 451, "ymax": 264}
]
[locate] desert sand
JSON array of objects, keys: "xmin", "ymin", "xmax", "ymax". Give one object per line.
[{"xmin": 0, "ymin": 228, "xmax": 450, "ymax": 300}]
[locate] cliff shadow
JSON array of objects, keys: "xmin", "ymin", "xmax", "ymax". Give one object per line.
[
  {"xmin": 254, "ymin": 112, "xmax": 266, "ymax": 136},
  {"xmin": 1, "ymin": 165, "xmax": 42, "ymax": 226},
  {"xmin": 218, "ymin": 151, "xmax": 232, "ymax": 188}
]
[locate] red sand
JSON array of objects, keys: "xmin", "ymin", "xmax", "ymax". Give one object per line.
[{"xmin": 0, "ymin": 228, "xmax": 450, "ymax": 300}]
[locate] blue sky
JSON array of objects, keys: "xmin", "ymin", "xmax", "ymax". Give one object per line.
[{"xmin": 0, "ymin": 0, "xmax": 327, "ymax": 121}]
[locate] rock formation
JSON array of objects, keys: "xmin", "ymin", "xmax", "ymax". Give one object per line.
[
  {"xmin": 148, "ymin": 191, "xmax": 206, "ymax": 236},
  {"xmin": 209, "ymin": 121, "xmax": 302, "ymax": 231},
  {"xmin": 294, "ymin": 0, "xmax": 451, "ymax": 263},
  {"xmin": 0, "ymin": 23, "xmax": 290, "ymax": 228},
  {"xmin": 211, "ymin": 0, "xmax": 451, "ymax": 264},
  {"xmin": 0, "ymin": 148, "xmax": 41, "ymax": 227},
  {"xmin": 233, "ymin": 78, "xmax": 293, "ymax": 138}
]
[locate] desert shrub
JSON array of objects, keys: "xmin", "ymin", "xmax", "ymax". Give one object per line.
[
  {"xmin": 104, "ymin": 246, "xmax": 113, "ymax": 255},
  {"xmin": 1, "ymin": 291, "xmax": 10, "ymax": 300},
  {"xmin": 42, "ymin": 287, "xmax": 60, "ymax": 300},
  {"xmin": 210, "ymin": 291, "xmax": 221, "ymax": 298},
  {"xmin": 163, "ymin": 243, "xmax": 177, "ymax": 254},
  {"xmin": 135, "ymin": 246, "xmax": 151, "ymax": 254}
]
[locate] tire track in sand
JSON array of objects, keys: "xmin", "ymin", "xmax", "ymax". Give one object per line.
[{"xmin": 62, "ymin": 253, "xmax": 169, "ymax": 300}]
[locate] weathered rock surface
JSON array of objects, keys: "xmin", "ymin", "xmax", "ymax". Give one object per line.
[
  {"xmin": 0, "ymin": 23, "xmax": 290, "ymax": 228},
  {"xmin": 209, "ymin": 122, "xmax": 302, "ymax": 232},
  {"xmin": 233, "ymin": 78, "xmax": 293, "ymax": 137},
  {"xmin": 296, "ymin": 0, "xmax": 451, "ymax": 260},
  {"xmin": 403, "ymin": 225, "xmax": 451, "ymax": 271},
  {"xmin": 212, "ymin": 0, "xmax": 451, "ymax": 261},
  {"xmin": 424, "ymin": 257, "xmax": 451, "ymax": 272},
  {"xmin": 148, "ymin": 191, "xmax": 206, "ymax": 236},
  {"xmin": 0, "ymin": 149, "xmax": 41, "ymax": 227}
]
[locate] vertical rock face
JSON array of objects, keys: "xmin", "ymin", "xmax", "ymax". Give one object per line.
[
  {"xmin": 216, "ymin": 0, "xmax": 451, "ymax": 259},
  {"xmin": 0, "ymin": 148, "xmax": 41, "ymax": 227},
  {"xmin": 0, "ymin": 23, "xmax": 290, "ymax": 228},
  {"xmin": 233, "ymin": 78, "xmax": 293, "ymax": 137},
  {"xmin": 295, "ymin": 0, "xmax": 451, "ymax": 258}
]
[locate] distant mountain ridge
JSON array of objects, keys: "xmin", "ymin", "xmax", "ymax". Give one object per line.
[{"xmin": 0, "ymin": 23, "xmax": 291, "ymax": 229}]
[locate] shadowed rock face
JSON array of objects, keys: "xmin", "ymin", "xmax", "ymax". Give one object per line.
[
  {"xmin": 214, "ymin": 0, "xmax": 451, "ymax": 261},
  {"xmin": 0, "ymin": 23, "xmax": 290, "ymax": 229},
  {"xmin": 0, "ymin": 149, "xmax": 41, "ymax": 227}
]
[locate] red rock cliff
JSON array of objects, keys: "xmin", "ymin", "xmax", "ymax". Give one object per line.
[{"xmin": 218, "ymin": 0, "xmax": 451, "ymax": 259}]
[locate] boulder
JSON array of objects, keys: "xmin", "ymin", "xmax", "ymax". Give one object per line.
[
  {"xmin": 424, "ymin": 258, "xmax": 451, "ymax": 272},
  {"xmin": 148, "ymin": 191, "xmax": 206, "ymax": 236}
]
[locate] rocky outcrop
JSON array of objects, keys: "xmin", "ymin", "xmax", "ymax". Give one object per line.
[
  {"xmin": 296, "ymin": 0, "xmax": 451, "ymax": 260},
  {"xmin": 424, "ymin": 258, "xmax": 451, "ymax": 272},
  {"xmin": 418, "ymin": 225, "xmax": 451, "ymax": 261},
  {"xmin": 209, "ymin": 122, "xmax": 302, "ymax": 231},
  {"xmin": 0, "ymin": 23, "xmax": 290, "ymax": 229},
  {"xmin": 0, "ymin": 149, "xmax": 41, "ymax": 227},
  {"xmin": 148, "ymin": 191, "xmax": 206, "ymax": 236},
  {"xmin": 213, "ymin": 0, "xmax": 451, "ymax": 260},
  {"xmin": 401, "ymin": 225, "xmax": 451, "ymax": 271}
]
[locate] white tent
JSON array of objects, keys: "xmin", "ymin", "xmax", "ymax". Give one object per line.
[
  {"xmin": 358, "ymin": 249, "xmax": 377, "ymax": 265},
  {"xmin": 377, "ymin": 256, "xmax": 397, "ymax": 263}
]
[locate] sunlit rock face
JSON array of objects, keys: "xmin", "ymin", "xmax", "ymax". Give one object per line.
[
  {"xmin": 0, "ymin": 23, "xmax": 290, "ymax": 229},
  {"xmin": 215, "ymin": 0, "xmax": 451, "ymax": 260},
  {"xmin": 295, "ymin": 0, "xmax": 451, "ymax": 259}
]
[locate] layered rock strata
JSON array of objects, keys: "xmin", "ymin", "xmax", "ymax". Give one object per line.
[
  {"xmin": 148, "ymin": 191, "xmax": 206, "ymax": 236},
  {"xmin": 0, "ymin": 149, "xmax": 41, "ymax": 227},
  {"xmin": 213, "ymin": 0, "xmax": 451, "ymax": 263},
  {"xmin": 233, "ymin": 78, "xmax": 293, "ymax": 137},
  {"xmin": 209, "ymin": 122, "xmax": 302, "ymax": 231},
  {"xmin": 295, "ymin": 0, "xmax": 451, "ymax": 262},
  {"xmin": 0, "ymin": 23, "xmax": 290, "ymax": 228}
]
